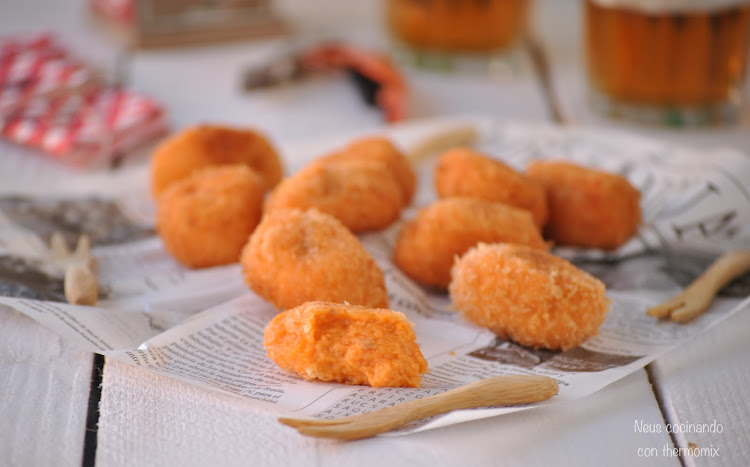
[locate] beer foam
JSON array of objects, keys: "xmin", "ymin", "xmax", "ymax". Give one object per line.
[{"xmin": 589, "ymin": 0, "xmax": 750, "ymax": 13}]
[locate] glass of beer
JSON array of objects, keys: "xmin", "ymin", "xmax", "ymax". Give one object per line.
[
  {"xmin": 585, "ymin": 0, "xmax": 750, "ymax": 126},
  {"xmin": 386, "ymin": 0, "xmax": 532, "ymax": 70}
]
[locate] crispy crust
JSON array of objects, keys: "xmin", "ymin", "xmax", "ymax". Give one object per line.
[
  {"xmin": 241, "ymin": 208, "xmax": 388, "ymax": 310},
  {"xmin": 264, "ymin": 301, "xmax": 428, "ymax": 387},
  {"xmin": 393, "ymin": 197, "xmax": 547, "ymax": 289},
  {"xmin": 264, "ymin": 159, "xmax": 405, "ymax": 233},
  {"xmin": 157, "ymin": 165, "xmax": 265, "ymax": 268},
  {"xmin": 435, "ymin": 148, "xmax": 548, "ymax": 228},
  {"xmin": 526, "ymin": 160, "xmax": 641, "ymax": 250},
  {"xmin": 313, "ymin": 136, "xmax": 416, "ymax": 205},
  {"xmin": 150, "ymin": 124, "xmax": 283, "ymax": 197},
  {"xmin": 449, "ymin": 243, "xmax": 610, "ymax": 351}
]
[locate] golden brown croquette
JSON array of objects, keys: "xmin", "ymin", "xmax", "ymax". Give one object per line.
[
  {"xmin": 264, "ymin": 159, "xmax": 405, "ymax": 233},
  {"xmin": 393, "ymin": 197, "xmax": 548, "ymax": 289},
  {"xmin": 314, "ymin": 136, "xmax": 417, "ymax": 205},
  {"xmin": 526, "ymin": 160, "xmax": 641, "ymax": 250},
  {"xmin": 435, "ymin": 148, "xmax": 548, "ymax": 228},
  {"xmin": 150, "ymin": 124, "xmax": 283, "ymax": 197},
  {"xmin": 157, "ymin": 165, "xmax": 265, "ymax": 268},
  {"xmin": 449, "ymin": 243, "xmax": 610, "ymax": 351},
  {"xmin": 241, "ymin": 208, "xmax": 388, "ymax": 310}
]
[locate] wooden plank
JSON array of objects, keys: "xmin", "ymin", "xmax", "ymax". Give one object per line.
[
  {"xmin": 649, "ymin": 305, "xmax": 750, "ymax": 466},
  {"xmin": 0, "ymin": 307, "xmax": 93, "ymax": 467},
  {"xmin": 0, "ymin": 4, "xmax": 122, "ymax": 466},
  {"xmin": 96, "ymin": 360, "xmax": 676, "ymax": 466}
]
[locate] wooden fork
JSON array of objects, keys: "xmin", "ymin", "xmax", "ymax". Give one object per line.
[
  {"xmin": 50, "ymin": 232, "xmax": 98, "ymax": 306},
  {"xmin": 278, "ymin": 374, "xmax": 558, "ymax": 440},
  {"xmin": 647, "ymin": 250, "xmax": 750, "ymax": 323}
]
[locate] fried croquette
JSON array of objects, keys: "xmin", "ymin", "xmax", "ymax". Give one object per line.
[
  {"xmin": 150, "ymin": 124, "xmax": 283, "ymax": 197},
  {"xmin": 241, "ymin": 208, "xmax": 388, "ymax": 310},
  {"xmin": 434, "ymin": 148, "xmax": 548, "ymax": 228},
  {"xmin": 449, "ymin": 243, "xmax": 610, "ymax": 351},
  {"xmin": 314, "ymin": 136, "xmax": 416, "ymax": 205},
  {"xmin": 157, "ymin": 165, "xmax": 265, "ymax": 268},
  {"xmin": 264, "ymin": 159, "xmax": 405, "ymax": 233},
  {"xmin": 393, "ymin": 197, "xmax": 547, "ymax": 289},
  {"xmin": 526, "ymin": 160, "xmax": 641, "ymax": 250},
  {"xmin": 264, "ymin": 301, "xmax": 428, "ymax": 387}
]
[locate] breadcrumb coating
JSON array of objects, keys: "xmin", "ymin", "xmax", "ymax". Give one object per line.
[
  {"xmin": 394, "ymin": 197, "xmax": 548, "ymax": 289},
  {"xmin": 264, "ymin": 301, "xmax": 428, "ymax": 387},
  {"xmin": 449, "ymin": 243, "xmax": 610, "ymax": 350},
  {"xmin": 435, "ymin": 148, "xmax": 548, "ymax": 228},
  {"xmin": 157, "ymin": 165, "xmax": 265, "ymax": 268},
  {"xmin": 313, "ymin": 136, "xmax": 416, "ymax": 205},
  {"xmin": 150, "ymin": 124, "xmax": 283, "ymax": 197},
  {"xmin": 526, "ymin": 160, "xmax": 641, "ymax": 250},
  {"xmin": 264, "ymin": 159, "xmax": 405, "ymax": 233},
  {"xmin": 241, "ymin": 208, "xmax": 388, "ymax": 310}
]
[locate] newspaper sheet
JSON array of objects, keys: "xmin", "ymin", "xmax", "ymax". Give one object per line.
[{"xmin": 1, "ymin": 117, "xmax": 749, "ymax": 435}]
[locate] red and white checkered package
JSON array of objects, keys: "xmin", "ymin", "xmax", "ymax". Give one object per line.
[
  {"xmin": 0, "ymin": 33, "xmax": 168, "ymax": 165},
  {"xmin": 1, "ymin": 85, "xmax": 167, "ymax": 165},
  {"xmin": 0, "ymin": 34, "xmax": 96, "ymax": 114}
]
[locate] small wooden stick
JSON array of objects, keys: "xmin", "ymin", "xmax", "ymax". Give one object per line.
[
  {"xmin": 647, "ymin": 250, "xmax": 750, "ymax": 323},
  {"xmin": 405, "ymin": 124, "xmax": 479, "ymax": 165},
  {"xmin": 64, "ymin": 262, "xmax": 98, "ymax": 306},
  {"xmin": 50, "ymin": 231, "xmax": 70, "ymax": 261},
  {"xmin": 49, "ymin": 232, "xmax": 99, "ymax": 306},
  {"xmin": 73, "ymin": 234, "xmax": 95, "ymax": 270}
]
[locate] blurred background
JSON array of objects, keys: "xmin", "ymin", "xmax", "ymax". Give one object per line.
[{"xmin": 0, "ymin": 0, "xmax": 748, "ymax": 169}]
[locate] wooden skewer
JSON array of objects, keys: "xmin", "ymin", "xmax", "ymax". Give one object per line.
[
  {"xmin": 405, "ymin": 124, "xmax": 479, "ymax": 165},
  {"xmin": 278, "ymin": 375, "xmax": 558, "ymax": 440},
  {"xmin": 647, "ymin": 250, "xmax": 750, "ymax": 323}
]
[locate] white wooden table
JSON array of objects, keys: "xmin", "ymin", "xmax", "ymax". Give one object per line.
[{"xmin": 1, "ymin": 1, "xmax": 748, "ymax": 466}]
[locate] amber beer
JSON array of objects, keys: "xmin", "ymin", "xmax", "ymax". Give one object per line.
[
  {"xmin": 586, "ymin": 0, "xmax": 750, "ymax": 124},
  {"xmin": 386, "ymin": 0, "xmax": 531, "ymax": 53}
]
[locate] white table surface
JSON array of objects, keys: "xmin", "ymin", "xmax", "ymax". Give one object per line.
[{"xmin": 1, "ymin": 1, "xmax": 749, "ymax": 466}]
